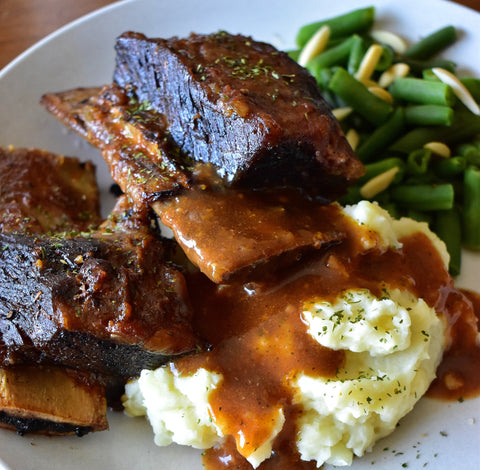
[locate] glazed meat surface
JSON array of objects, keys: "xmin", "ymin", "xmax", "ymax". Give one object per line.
[
  {"xmin": 41, "ymin": 31, "xmax": 365, "ymax": 283},
  {"xmin": 0, "ymin": 147, "xmax": 101, "ymax": 234},
  {"xmin": 41, "ymin": 86, "xmax": 192, "ymax": 203},
  {"xmin": 113, "ymin": 31, "xmax": 364, "ymax": 198},
  {"xmin": 155, "ymin": 187, "xmax": 348, "ymax": 283},
  {"xmin": 0, "ymin": 198, "xmax": 198, "ymax": 378},
  {"xmin": 41, "ymin": 88, "xmax": 349, "ymax": 283},
  {"xmin": 0, "ymin": 148, "xmax": 108, "ymax": 435}
]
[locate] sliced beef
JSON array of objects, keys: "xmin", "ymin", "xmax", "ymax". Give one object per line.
[
  {"xmin": 113, "ymin": 31, "xmax": 364, "ymax": 198},
  {"xmin": 41, "ymin": 89, "xmax": 349, "ymax": 283},
  {"xmin": 40, "ymin": 33, "xmax": 364, "ymax": 283},
  {"xmin": 0, "ymin": 147, "xmax": 108, "ymax": 435},
  {"xmin": 41, "ymin": 86, "xmax": 192, "ymax": 203},
  {"xmin": 154, "ymin": 187, "xmax": 348, "ymax": 284},
  {"xmin": 0, "ymin": 147, "xmax": 101, "ymax": 234},
  {"xmin": 0, "ymin": 199, "xmax": 198, "ymax": 377}
]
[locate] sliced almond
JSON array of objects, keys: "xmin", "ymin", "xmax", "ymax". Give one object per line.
[
  {"xmin": 298, "ymin": 25, "xmax": 331, "ymax": 66},
  {"xmin": 378, "ymin": 63, "xmax": 411, "ymax": 88},
  {"xmin": 424, "ymin": 141, "xmax": 451, "ymax": 158},
  {"xmin": 368, "ymin": 86, "xmax": 394, "ymax": 103},
  {"xmin": 370, "ymin": 30, "xmax": 408, "ymax": 55},
  {"xmin": 363, "ymin": 79, "xmax": 379, "ymax": 88},
  {"xmin": 432, "ymin": 67, "xmax": 480, "ymax": 115},
  {"xmin": 346, "ymin": 129, "xmax": 360, "ymax": 150},
  {"xmin": 360, "ymin": 167, "xmax": 399, "ymax": 199},
  {"xmin": 355, "ymin": 44, "xmax": 384, "ymax": 84},
  {"xmin": 332, "ymin": 106, "xmax": 353, "ymax": 121}
]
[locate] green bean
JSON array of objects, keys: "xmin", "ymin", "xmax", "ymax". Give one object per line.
[
  {"xmin": 403, "ymin": 25, "xmax": 457, "ymax": 60},
  {"xmin": 356, "ymin": 108, "xmax": 405, "ymax": 162},
  {"xmin": 326, "ymin": 37, "xmax": 352, "ymax": 48},
  {"xmin": 296, "ymin": 6, "xmax": 375, "ymax": 47},
  {"xmin": 389, "ymin": 107, "xmax": 480, "ymax": 153},
  {"xmin": 328, "ymin": 67, "xmax": 393, "ymax": 126},
  {"xmin": 456, "ymin": 143, "xmax": 477, "ymax": 156},
  {"xmin": 358, "ymin": 157, "xmax": 405, "ymax": 184},
  {"xmin": 402, "ymin": 58, "xmax": 456, "ymax": 76},
  {"xmin": 391, "ymin": 183, "xmax": 454, "ymax": 210},
  {"xmin": 287, "ymin": 50, "xmax": 300, "ymax": 61},
  {"xmin": 422, "ymin": 69, "xmax": 441, "ymax": 81},
  {"xmin": 347, "ymin": 35, "xmax": 367, "ymax": 74},
  {"xmin": 313, "ymin": 68, "xmax": 340, "ymax": 107},
  {"xmin": 315, "ymin": 67, "xmax": 335, "ymax": 89},
  {"xmin": 456, "ymin": 144, "xmax": 480, "ymax": 166},
  {"xmin": 465, "ymin": 149, "xmax": 480, "ymax": 166},
  {"xmin": 435, "ymin": 207, "xmax": 462, "ymax": 276},
  {"xmin": 389, "ymin": 77, "xmax": 456, "ymax": 106},
  {"xmin": 461, "ymin": 77, "xmax": 480, "ymax": 102},
  {"xmin": 294, "ymin": 7, "xmax": 480, "ymax": 273},
  {"xmin": 404, "ymin": 104, "xmax": 454, "ymax": 126},
  {"xmin": 432, "ymin": 156, "xmax": 466, "ymax": 178},
  {"xmin": 406, "ymin": 148, "xmax": 431, "ymax": 175},
  {"xmin": 338, "ymin": 185, "xmax": 362, "ymax": 205},
  {"xmin": 389, "ymin": 127, "xmax": 443, "ymax": 154},
  {"xmin": 306, "ymin": 36, "xmax": 356, "ymax": 76},
  {"xmin": 436, "ymin": 105, "xmax": 480, "ymax": 142},
  {"xmin": 406, "ymin": 209, "xmax": 433, "ymax": 225},
  {"xmin": 323, "ymin": 91, "xmax": 340, "ymax": 109},
  {"xmin": 462, "ymin": 165, "xmax": 480, "ymax": 249},
  {"xmin": 376, "ymin": 46, "xmax": 395, "ymax": 71},
  {"xmin": 312, "ymin": 67, "xmax": 339, "ymax": 107}
]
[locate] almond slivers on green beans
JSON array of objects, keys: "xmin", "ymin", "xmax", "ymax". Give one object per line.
[{"xmin": 294, "ymin": 7, "xmax": 480, "ymax": 276}]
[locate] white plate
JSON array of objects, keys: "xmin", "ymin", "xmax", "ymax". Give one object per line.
[{"xmin": 0, "ymin": 0, "xmax": 479, "ymax": 469}]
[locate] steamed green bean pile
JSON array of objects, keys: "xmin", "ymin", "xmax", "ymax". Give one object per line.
[{"xmin": 292, "ymin": 6, "xmax": 480, "ymax": 276}]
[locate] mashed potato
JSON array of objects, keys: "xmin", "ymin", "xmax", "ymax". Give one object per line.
[
  {"xmin": 124, "ymin": 367, "xmax": 222, "ymax": 449},
  {"xmin": 297, "ymin": 287, "xmax": 445, "ymax": 466},
  {"xmin": 122, "ymin": 201, "xmax": 447, "ymax": 468},
  {"xmin": 343, "ymin": 200, "xmax": 449, "ymax": 268}
]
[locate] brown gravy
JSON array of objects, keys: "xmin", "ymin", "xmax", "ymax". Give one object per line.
[
  {"xmin": 427, "ymin": 288, "xmax": 480, "ymax": 401},
  {"xmin": 177, "ymin": 215, "xmax": 480, "ymax": 469},
  {"xmin": 157, "ymin": 187, "xmax": 348, "ymax": 284}
]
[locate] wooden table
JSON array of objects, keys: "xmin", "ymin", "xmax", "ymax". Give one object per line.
[
  {"xmin": 0, "ymin": 0, "xmax": 118, "ymax": 69},
  {"xmin": 1, "ymin": 0, "xmax": 480, "ymax": 70}
]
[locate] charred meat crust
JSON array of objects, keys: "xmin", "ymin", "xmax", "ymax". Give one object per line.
[
  {"xmin": 0, "ymin": 411, "xmax": 94, "ymax": 436},
  {"xmin": 0, "ymin": 228, "xmax": 198, "ymax": 378},
  {"xmin": 113, "ymin": 31, "xmax": 364, "ymax": 197},
  {"xmin": 0, "ymin": 364, "xmax": 108, "ymax": 436},
  {"xmin": 0, "ymin": 147, "xmax": 109, "ymax": 435},
  {"xmin": 41, "ymin": 86, "xmax": 192, "ymax": 203}
]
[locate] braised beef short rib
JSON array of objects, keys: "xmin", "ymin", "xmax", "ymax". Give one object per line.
[
  {"xmin": 113, "ymin": 31, "xmax": 363, "ymax": 198},
  {"xmin": 0, "ymin": 147, "xmax": 108, "ymax": 435},
  {"xmin": 0, "ymin": 201, "xmax": 198, "ymax": 378}
]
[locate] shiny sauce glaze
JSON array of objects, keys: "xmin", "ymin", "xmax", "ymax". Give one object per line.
[
  {"xmin": 0, "ymin": 147, "xmax": 101, "ymax": 234},
  {"xmin": 158, "ymin": 186, "xmax": 347, "ymax": 284},
  {"xmin": 177, "ymin": 213, "xmax": 480, "ymax": 469},
  {"xmin": 427, "ymin": 288, "xmax": 480, "ymax": 401}
]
